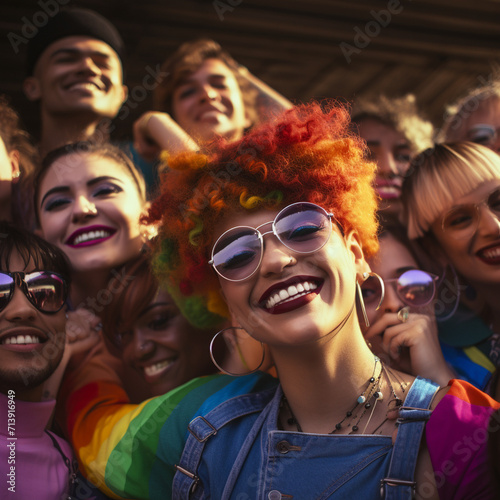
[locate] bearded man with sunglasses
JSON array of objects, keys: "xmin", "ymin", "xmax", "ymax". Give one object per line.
[{"xmin": 0, "ymin": 221, "xmax": 108, "ymax": 499}]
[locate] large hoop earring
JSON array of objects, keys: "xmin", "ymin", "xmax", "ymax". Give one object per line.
[
  {"xmin": 210, "ymin": 327, "xmax": 266, "ymax": 377},
  {"xmin": 435, "ymin": 264, "xmax": 460, "ymax": 322},
  {"xmin": 356, "ymin": 272, "xmax": 385, "ymax": 328}
]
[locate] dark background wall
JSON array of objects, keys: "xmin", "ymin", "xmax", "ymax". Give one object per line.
[{"xmin": 2, "ymin": 0, "xmax": 500, "ymax": 139}]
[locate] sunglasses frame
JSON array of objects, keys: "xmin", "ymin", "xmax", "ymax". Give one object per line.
[
  {"xmin": 0, "ymin": 271, "xmax": 68, "ymax": 314},
  {"xmin": 209, "ymin": 202, "xmax": 336, "ymax": 282},
  {"xmin": 440, "ymin": 186, "xmax": 500, "ymax": 240},
  {"xmin": 363, "ymin": 269, "xmax": 439, "ymax": 308}
]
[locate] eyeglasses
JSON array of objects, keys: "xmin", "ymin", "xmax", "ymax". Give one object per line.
[
  {"xmin": 467, "ymin": 124, "xmax": 500, "ymax": 147},
  {"xmin": 0, "ymin": 271, "xmax": 68, "ymax": 314},
  {"xmin": 361, "ymin": 269, "xmax": 438, "ymax": 308},
  {"xmin": 440, "ymin": 187, "xmax": 500, "ymax": 239},
  {"xmin": 209, "ymin": 202, "xmax": 335, "ymax": 281}
]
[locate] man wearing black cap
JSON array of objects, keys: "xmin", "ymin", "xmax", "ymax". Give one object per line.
[{"xmin": 23, "ymin": 8, "xmax": 128, "ymax": 155}]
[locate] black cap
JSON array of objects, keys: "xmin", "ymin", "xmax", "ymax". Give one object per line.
[{"xmin": 26, "ymin": 7, "xmax": 125, "ymax": 76}]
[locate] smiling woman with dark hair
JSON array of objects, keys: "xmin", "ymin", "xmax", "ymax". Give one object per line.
[{"xmin": 65, "ymin": 103, "xmax": 499, "ymax": 500}]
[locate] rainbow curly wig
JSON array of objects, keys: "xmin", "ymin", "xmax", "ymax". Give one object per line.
[{"xmin": 146, "ymin": 102, "xmax": 379, "ymax": 327}]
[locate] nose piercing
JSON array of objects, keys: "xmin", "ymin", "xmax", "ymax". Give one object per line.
[{"xmin": 84, "ymin": 203, "xmax": 97, "ymax": 215}]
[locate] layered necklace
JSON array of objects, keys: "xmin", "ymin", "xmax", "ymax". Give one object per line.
[{"xmin": 280, "ymin": 356, "xmax": 407, "ymax": 435}]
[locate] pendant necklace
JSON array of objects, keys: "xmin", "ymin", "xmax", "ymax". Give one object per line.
[{"xmin": 281, "ymin": 356, "xmax": 386, "ymax": 434}]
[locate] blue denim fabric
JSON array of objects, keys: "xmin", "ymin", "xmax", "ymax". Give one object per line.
[{"xmin": 172, "ymin": 377, "xmax": 438, "ymax": 499}]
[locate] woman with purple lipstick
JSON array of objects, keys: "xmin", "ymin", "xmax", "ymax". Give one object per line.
[
  {"xmin": 34, "ymin": 141, "xmax": 148, "ymax": 312},
  {"xmin": 32, "ymin": 141, "xmax": 150, "ymax": 406},
  {"xmin": 65, "ymin": 104, "xmax": 499, "ymax": 500}
]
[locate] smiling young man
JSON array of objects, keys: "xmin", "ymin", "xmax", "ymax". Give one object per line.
[
  {"xmin": 0, "ymin": 222, "xmax": 72, "ymax": 498},
  {"xmin": 22, "ymin": 8, "xmax": 127, "ymax": 156}
]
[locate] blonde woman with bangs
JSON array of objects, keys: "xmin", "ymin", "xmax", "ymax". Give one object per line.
[{"xmin": 402, "ymin": 141, "xmax": 500, "ymax": 392}]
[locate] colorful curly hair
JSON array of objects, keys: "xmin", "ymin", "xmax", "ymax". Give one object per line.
[{"xmin": 145, "ymin": 102, "xmax": 379, "ymax": 326}]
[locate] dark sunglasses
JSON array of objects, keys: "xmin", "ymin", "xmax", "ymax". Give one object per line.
[
  {"xmin": 0, "ymin": 271, "xmax": 68, "ymax": 314},
  {"xmin": 209, "ymin": 202, "xmax": 336, "ymax": 281},
  {"xmin": 361, "ymin": 269, "xmax": 438, "ymax": 308}
]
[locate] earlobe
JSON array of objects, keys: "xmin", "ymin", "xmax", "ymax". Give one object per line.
[
  {"xmin": 345, "ymin": 229, "xmax": 372, "ymax": 279},
  {"xmin": 9, "ymin": 150, "xmax": 20, "ymax": 183},
  {"xmin": 121, "ymin": 85, "xmax": 129, "ymax": 104},
  {"xmin": 23, "ymin": 77, "xmax": 42, "ymax": 101},
  {"xmin": 244, "ymin": 110, "xmax": 252, "ymax": 129}
]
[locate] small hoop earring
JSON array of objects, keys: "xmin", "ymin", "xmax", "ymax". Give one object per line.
[
  {"xmin": 356, "ymin": 272, "xmax": 385, "ymax": 328},
  {"xmin": 210, "ymin": 327, "xmax": 266, "ymax": 377}
]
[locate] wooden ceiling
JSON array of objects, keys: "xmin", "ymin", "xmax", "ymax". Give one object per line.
[{"xmin": 2, "ymin": 0, "xmax": 500, "ymax": 138}]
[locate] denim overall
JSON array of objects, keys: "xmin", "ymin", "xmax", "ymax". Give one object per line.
[{"xmin": 172, "ymin": 377, "xmax": 439, "ymax": 499}]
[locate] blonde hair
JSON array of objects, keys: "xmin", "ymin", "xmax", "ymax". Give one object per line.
[{"xmin": 402, "ymin": 142, "xmax": 500, "ymax": 239}]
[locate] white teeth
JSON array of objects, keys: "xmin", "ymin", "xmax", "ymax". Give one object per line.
[
  {"xmin": 482, "ymin": 247, "xmax": 500, "ymax": 259},
  {"xmin": 143, "ymin": 359, "xmax": 174, "ymax": 377},
  {"xmin": 69, "ymin": 82, "xmax": 102, "ymax": 91},
  {"xmin": 3, "ymin": 335, "xmax": 41, "ymax": 345},
  {"xmin": 73, "ymin": 230, "xmax": 111, "ymax": 245},
  {"xmin": 265, "ymin": 281, "xmax": 318, "ymax": 309}
]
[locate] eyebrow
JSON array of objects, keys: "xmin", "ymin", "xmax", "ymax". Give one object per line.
[
  {"xmin": 138, "ymin": 302, "xmax": 174, "ymax": 318},
  {"xmin": 179, "ymin": 73, "xmax": 227, "ymax": 85},
  {"xmin": 49, "ymin": 48, "xmax": 111, "ymax": 60},
  {"xmin": 40, "ymin": 176, "xmax": 124, "ymax": 207}
]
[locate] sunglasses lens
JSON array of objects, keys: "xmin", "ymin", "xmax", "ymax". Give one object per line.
[
  {"xmin": 25, "ymin": 272, "xmax": 66, "ymax": 312},
  {"xmin": 0, "ymin": 274, "xmax": 14, "ymax": 311},
  {"xmin": 361, "ymin": 275, "xmax": 383, "ymax": 305},
  {"xmin": 212, "ymin": 228, "xmax": 262, "ymax": 281},
  {"xmin": 397, "ymin": 270, "xmax": 435, "ymax": 307},
  {"xmin": 275, "ymin": 204, "xmax": 331, "ymax": 253}
]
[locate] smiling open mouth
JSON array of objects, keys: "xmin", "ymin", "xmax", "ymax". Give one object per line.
[
  {"xmin": 477, "ymin": 244, "xmax": 500, "ymax": 264},
  {"xmin": 66, "ymin": 228, "xmax": 116, "ymax": 247},
  {"xmin": 265, "ymin": 281, "xmax": 318, "ymax": 309},
  {"xmin": 143, "ymin": 358, "xmax": 177, "ymax": 378},
  {"xmin": 258, "ymin": 277, "xmax": 324, "ymax": 314},
  {"xmin": 66, "ymin": 81, "xmax": 105, "ymax": 92},
  {"xmin": 1, "ymin": 334, "xmax": 43, "ymax": 345}
]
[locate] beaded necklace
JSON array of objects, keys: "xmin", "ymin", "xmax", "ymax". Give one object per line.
[{"xmin": 280, "ymin": 357, "xmax": 406, "ymax": 435}]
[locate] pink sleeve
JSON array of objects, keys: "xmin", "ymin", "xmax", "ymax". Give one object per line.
[{"xmin": 426, "ymin": 379, "xmax": 500, "ymax": 500}]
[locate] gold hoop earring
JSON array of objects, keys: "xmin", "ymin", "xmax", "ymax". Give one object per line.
[
  {"xmin": 210, "ymin": 327, "xmax": 266, "ymax": 377},
  {"xmin": 356, "ymin": 272, "xmax": 385, "ymax": 328}
]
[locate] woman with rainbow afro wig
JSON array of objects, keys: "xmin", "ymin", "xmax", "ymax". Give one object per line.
[
  {"xmin": 66, "ymin": 103, "xmax": 499, "ymax": 500},
  {"xmin": 146, "ymin": 101, "xmax": 379, "ymax": 326}
]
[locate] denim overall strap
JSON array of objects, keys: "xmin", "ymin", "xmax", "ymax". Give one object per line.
[
  {"xmin": 172, "ymin": 387, "xmax": 276, "ymax": 499},
  {"xmin": 381, "ymin": 377, "xmax": 439, "ymax": 500}
]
